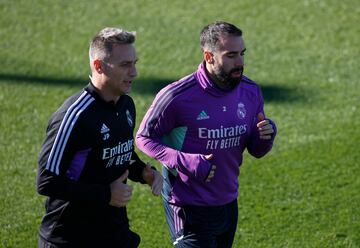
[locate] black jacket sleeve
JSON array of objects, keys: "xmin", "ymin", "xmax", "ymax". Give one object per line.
[
  {"xmin": 37, "ymin": 167, "xmax": 111, "ymax": 206},
  {"xmin": 125, "ymin": 95, "xmax": 150, "ymax": 184},
  {"xmin": 127, "ymin": 151, "xmax": 147, "ymax": 183},
  {"xmin": 36, "ymin": 110, "xmax": 111, "ymax": 206}
]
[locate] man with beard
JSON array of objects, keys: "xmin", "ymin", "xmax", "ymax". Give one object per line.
[{"xmin": 136, "ymin": 21, "xmax": 276, "ymax": 248}]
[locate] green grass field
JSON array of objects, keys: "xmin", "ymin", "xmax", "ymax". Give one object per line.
[{"xmin": 1, "ymin": 0, "xmax": 359, "ymax": 247}]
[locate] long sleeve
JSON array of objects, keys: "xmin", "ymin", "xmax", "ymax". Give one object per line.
[
  {"xmin": 135, "ymin": 88, "xmax": 211, "ymax": 182},
  {"xmin": 127, "ymin": 151, "xmax": 147, "ymax": 183},
  {"xmin": 247, "ymin": 118, "xmax": 277, "ymax": 158},
  {"xmin": 37, "ymin": 167, "xmax": 111, "ymax": 206},
  {"xmin": 37, "ymin": 110, "xmax": 110, "ymax": 206},
  {"xmin": 246, "ymin": 86, "xmax": 277, "ymax": 158}
]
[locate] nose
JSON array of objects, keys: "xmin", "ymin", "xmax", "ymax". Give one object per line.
[
  {"xmin": 130, "ymin": 64, "xmax": 137, "ymax": 78},
  {"xmin": 236, "ymin": 55, "xmax": 244, "ymax": 67}
]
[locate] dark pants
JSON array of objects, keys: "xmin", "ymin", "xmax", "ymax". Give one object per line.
[
  {"xmin": 163, "ymin": 199, "xmax": 238, "ymax": 248},
  {"xmin": 38, "ymin": 230, "xmax": 140, "ymax": 248}
]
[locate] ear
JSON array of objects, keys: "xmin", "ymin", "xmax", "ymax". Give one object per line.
[
  {"xmin": 204, "ymin": 51, "xmax": 214, "ymax": 64},
  {"xmin": 93, "ymin": 59, "xmax": 103, "ymax": 74}
]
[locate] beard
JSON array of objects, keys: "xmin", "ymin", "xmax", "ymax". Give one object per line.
[{"xmin": 213, "ymin": 66, "xmax": 244, "ymax": 90}]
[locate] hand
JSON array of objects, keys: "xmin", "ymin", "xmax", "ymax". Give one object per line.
[
  {"xmin": 143, "ymin": 163, "xmax": 163, "ymax": 196},
  {"xmin": 109, "ymin": 170, "xmax": 133, "ymax": 207},
  {"xmin": 204, "ymin": 154, "xmax": 216, "ymax": 183},
  {"xmin": 256, "ymin": 113, "xmax": 274, "ymax": 140}
]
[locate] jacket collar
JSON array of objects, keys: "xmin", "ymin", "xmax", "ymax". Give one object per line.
[
  {"xmin": 195, "ymin": 61, "xmax": 240, "ymax": 97},
  {"xmin": 85, "ymin": 82, "xmax": 123, "ymax": 107}
]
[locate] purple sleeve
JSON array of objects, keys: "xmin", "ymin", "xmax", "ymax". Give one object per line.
[
  {"xmin": 135, "ymin": 91, "xmax": 211, "ymax": 181},
  {"xmin": 246, "ymin": 86, "xmax": 277, "ymax": 158},
  {"xmin": 247, "ymin": 118, "xmax": 277, "ymax": 158}
]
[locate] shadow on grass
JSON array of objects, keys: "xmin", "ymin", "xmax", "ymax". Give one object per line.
[
  {"xmin": 132, "ymin": 78, "xmax": 172, "ymax": 94},
  {"xmin": 134, "ymin": 80, "xmax": 306, "ymax": 103},
  {"xmin": 0, "ymin": 73, "xmax": 305, "ymax": 103},
  {"xmin": 0, "ymin": 73, "xmax": 171, "ymax": 94},
  {"xmin": 260, "ymin": 85, "xmax": 304, "ymax": 103},
  {"xmin": 0, "ymin": 73, "xmax": 87, "ymax": 86}
]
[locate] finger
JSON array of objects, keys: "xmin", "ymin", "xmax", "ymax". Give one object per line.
[
  {"xmin": 120, "ymin": 196, "xmax": 132, "ymax": 206},
  {"xmin": 118, "ymin": 170, "xmax": 129, "ymax": 182},
  {"xmin": 151, "ymin": 173, "xmax": 161, "ymax": 186},
  {"xmin": 208, "ymin": 170, "xmax": 215, "ymax": 177},
  {"xmin": 119, "ymin": 190, "xmax": 133, "ymax": 202},
  {"xmin": 206, "ymin": 165, "xmax": 216, "ymax": 182},
  {"xmin": 151, "ymin": 172, "xmax": 163, "ymax": 195},
  {"xmin": 257, "ymin": 112, "xmax": 265, "ymax": 122},
  {"xmin": 206, "ymin": 175, "xmax": 214, "ymax": 182},
  {"xmin": 257, "ymin": 120, "xmax": 269, "ymax": 128},
  {"xmin": 128, "ymin": 184, "xmax": 133, "ymax": 191},
  {"xmin": 152, "ymin": 190, "xmax": 161, "ymax": 196},
  {"xmin": 123, "ymin": 184, "xmax": 133, "ymax": 193},
  {"xmin": 151, "ymin": 184, "xmax": 161, "ymax": 195},
  {"xmin": 204, "ymin": 154, "xmax": 213, "ymax": 160},
  {"xmin": 260, "ymin": 135, "xmax": 272, "ymax": 140},
  {"xmin": 152, "ymin": 182, "xmax": 162, "ymax": 196},
  {"xmin": 260, "ymin": 129, "xmax": 274, "ymax": 135},
  {"xmin": 209, "ymin": 165, "xmax": 216, "ymax": 176},
  {"xmin": 207, "ymin": 173, "xmax": 214, "ymax": 180},
  {"xmin": 258, "ymin": 124, "xmax": 272, "ymax": 130},
  {"xmin": 122, "ymin": 191, "xmax": 132, "ymax": 199}
]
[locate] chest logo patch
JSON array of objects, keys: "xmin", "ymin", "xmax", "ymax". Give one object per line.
[
  {"xmin": 126, "ymin": 110, "xmax": 134, "ymax": 127},
  {"xmin": 197, "ymin": 110, "xmax": 210, "ymax": 120},
  {"xmin": 101, "ymin": 123, "xmax": 110, "ymax": 140},
  {"xmin": 237, "ymin": 102, "xmax": 246, "ymax": 119}
]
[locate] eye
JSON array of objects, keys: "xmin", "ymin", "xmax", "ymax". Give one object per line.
[
  {"xmin": 119, "ymin": 60, "xmax": 138, "ymax": 67},
  {"xmin": 119, "ymin": 62, "xmax": 132, "ymax": 67},
  {"xmin": 226, "ymin": 53, "xmax": 236, "ymax": 58}
]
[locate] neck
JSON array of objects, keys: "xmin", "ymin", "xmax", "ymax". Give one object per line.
[{"xmin": 91, "ymin": 75, "xmax": 120, "ymax": 104}]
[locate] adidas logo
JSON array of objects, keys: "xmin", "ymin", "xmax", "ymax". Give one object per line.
[
  {"xmin": 100, "ymin": 123, "xmax": 110, "ymax": 134},
  {"xmin": 196, "ymin": 110, "xmax": 210, "ymax": 120}
]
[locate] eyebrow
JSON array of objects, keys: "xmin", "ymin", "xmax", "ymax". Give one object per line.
[
  {"xmin": 226, "ymin": 48, "xmax": 246, "ymax": 55},
  {"xmin": 119, "ymin": 58, "xmax": 139, "ymax": 64}
]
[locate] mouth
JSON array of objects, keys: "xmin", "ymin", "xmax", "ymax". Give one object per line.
[
  {"xmin": 230, "ymin": 68, "xmax": 243, "ymax": 78},
  {"xmin": 231, "ymin": 71, "xmax": 242, "ymax": 77}
]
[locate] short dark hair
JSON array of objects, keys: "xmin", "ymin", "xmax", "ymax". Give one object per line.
[
  {"xmin": 89, "ymin": 27, "xmax": 136, "ymax": 61},
  {"xmin": 200, "ymin": 21, "xmax": 242, "ymax": 52}
]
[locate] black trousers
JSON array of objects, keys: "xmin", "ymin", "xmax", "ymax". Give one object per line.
[
  {"xmin": 163, "ymin": 199, "xmax": 238, "ymax": 248},
  {"xmin": 38, "ymin": 230, "xmax": 140, "ymax": 248}
]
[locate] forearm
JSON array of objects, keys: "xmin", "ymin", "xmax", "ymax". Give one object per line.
[
  {"xmin": 247, "ymin": 118, "xmax": 277, "ymax": 158},
  {"xmin": 128, "ymin": 151, "xmax": 147, "ymax": 184},
  {"xmin": 136, "ymin": 134, "xmax": 211, "ymax": 181},
  {"xmin": 37, "ymin": 167, "xmax": 110, "ymax": 206}
]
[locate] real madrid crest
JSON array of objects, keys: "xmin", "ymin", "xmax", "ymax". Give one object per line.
[
  {"xmin": 126, "ymin": 109, "xmax": 134, "ymax": 127},
  {"xmin": 237, "ymin": 102, "xmax": 246, "ymax": 119}
]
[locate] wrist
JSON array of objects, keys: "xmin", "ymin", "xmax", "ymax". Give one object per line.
[{"xmin": 142, "ymin": 167, "xmax": 155, "ymax": 185}]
